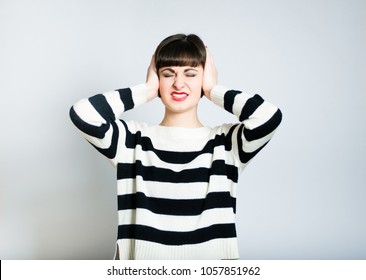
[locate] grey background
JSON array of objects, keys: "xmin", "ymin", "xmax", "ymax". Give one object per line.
[{"xmin": 1, "ymin": 0, "xmax": 365, "ymax": 259}]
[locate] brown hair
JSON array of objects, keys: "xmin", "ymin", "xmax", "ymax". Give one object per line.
[{"xmin": 154, "ymin": 34, "xmax": 206, "ymax": 71}]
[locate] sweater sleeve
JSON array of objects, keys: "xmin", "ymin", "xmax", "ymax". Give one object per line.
[
  {"xmin": 210, "ymin": 85, "xmax": 282, "ymax": 166},
  {"xmin": 69, "ymin": 83, "xmax": 149, "ymax": 166}
]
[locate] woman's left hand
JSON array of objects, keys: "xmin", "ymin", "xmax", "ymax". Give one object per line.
[
  {"xmin": 202, "ymin": 48, "xmax": 218, "ymax": 100},
  {"xmin": 146, "ymin": 55, "xmax": 159, "ymax": 101}
]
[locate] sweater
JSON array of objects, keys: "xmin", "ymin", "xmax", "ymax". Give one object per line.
[{"xmin": 69, "ymin": 84, "xmax": 282, "ymax": 259}]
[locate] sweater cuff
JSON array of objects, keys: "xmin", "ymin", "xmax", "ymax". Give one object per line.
[
  {"xmin": 130, "ymin": 83, "xmax": 149, "ymax": 107},
  {"xmin": 210, "ymin": 85, "xmax": 229, "ymax": 108}
]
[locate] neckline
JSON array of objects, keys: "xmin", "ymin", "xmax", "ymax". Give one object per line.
[
  {"xmin": 155, "ymin": 124, "xmax": 211, "ymax": 131},
  {"xmin": 152, "ymin": 124, "xmax": 212, "ymax": 138}
]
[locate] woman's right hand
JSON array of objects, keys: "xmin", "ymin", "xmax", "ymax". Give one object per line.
[
  {"xmin": 146, "ymin": 55, "xmax": 159, "ymax": 101},
  {"xmin": 202, "ymin": 48, "xmax": 218, "ymax": 100}
]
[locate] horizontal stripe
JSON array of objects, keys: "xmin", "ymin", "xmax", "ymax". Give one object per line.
[
  {"xmin": 243, "ymin": 99, "xmax": 280, "ymax": 129},
  {"xmin": 243, "ymin": 108, "xmax": 282, "ymax": 141},
  {"xmin": 224, "ymin": 124, "xmax": 238, "ymax": 152},
  {"xmin": 89, "ymin": 94, "xmax": 115, "ymax": 122},
  {"xmin": 224, "ymin": 90, "xmax": 241, "ymax": 113},
  {"xmin": 237, "ymin": 124, "xmax": 267, "ymax": 164},
  {"xmin": 118, "ymin": 208, "xmax": 236, "ymax": 232},
  {"xmin": 91, "ymin": 121, "xmax": 119, "ymax": 159},
  {"xmin": 117, "ymin": 159, "xmax": 238, "ymax": 183},
  {"xmin": 69, "ymin": 106, "xmax": 110, "ymax": 138},
  {"xmin": 117, "ymin": 237, "xmax": 239, "ymax": 260},
  {"xmin": 117, "ymin": 176, "xmax": 237, "ymax": 199},
  {"xmin": 117, "ymin": 88, "xmax": 134, "ymax": 111},
  {"xmin": 120, "ymin": 145, "xmax": 238, "ymax": 172},
  {"xmin": 121, "ymin": 123, "xmax": 229, "ymax": 164},
  {"xmin": 118, "ymin": 223, "xmax": 237, "ymax": 246},
  {"xmin": 239, "ymin": 94, "xmax": 265, "ymax": 122},
  {"xmin": 103, "ymin": 90, "xmax": 126, "ymax": 118},
  {"xmin": 117, "ymin": 191, "xmax": 236, "ymax": 215}
]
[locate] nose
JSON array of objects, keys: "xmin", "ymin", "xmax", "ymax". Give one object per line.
[{"xmin": 173, "ymin": 74, "xmax": 185, "ymax": 90}]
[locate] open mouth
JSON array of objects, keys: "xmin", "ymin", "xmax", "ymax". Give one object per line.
[{"xmin": 171, "ymin": 92, "xmax": 189, "ymax": 101}]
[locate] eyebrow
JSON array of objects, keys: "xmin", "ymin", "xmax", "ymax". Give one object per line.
[{"xmin": 160, "ymin": 67, "xmax": 198, "ymax": 73}]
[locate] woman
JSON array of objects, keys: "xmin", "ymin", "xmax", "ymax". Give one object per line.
[{"xmin": 70, "ymin": 34, "xmax": 282, "ymax": 260}]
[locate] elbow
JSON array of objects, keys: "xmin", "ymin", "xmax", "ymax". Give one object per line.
[
  {"xmin": 69, "ymin": 105, "xmax": 77, "ymax": 124},
  {"xmin": 275, "ymin": 108, "xmax": 283, "ymax": 128}
]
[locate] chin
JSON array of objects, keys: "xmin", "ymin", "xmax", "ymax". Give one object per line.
[{"xmin": 164, "ymin": 101, "xmax": 199, "ymax": 113}]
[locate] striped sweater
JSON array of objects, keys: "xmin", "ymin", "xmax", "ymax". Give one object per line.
[{"xmin": 69, "ymin": 84, "xmax": 282, "ymax": 259}]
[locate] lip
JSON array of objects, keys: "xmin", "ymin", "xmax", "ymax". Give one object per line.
[{"xmin": 171, "ymin": 91, "xmax": 189, "ymax": 102}]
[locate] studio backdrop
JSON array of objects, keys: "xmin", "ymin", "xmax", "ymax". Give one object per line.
[{"xmin": 1, "ymin": 0, "xmax": 365, "ymax": 259}]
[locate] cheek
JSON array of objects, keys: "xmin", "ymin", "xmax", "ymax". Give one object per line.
[
  {"xmin": 190, "ymin": 79, "xmax": 203, "ymax": 92},
  {"xmin": 158, "ymin": 79, "xmax": 169, "ymax": 93}
]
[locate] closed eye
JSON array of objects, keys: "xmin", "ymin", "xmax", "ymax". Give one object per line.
[
  {"xmin": 162, "ymin": 73, "xmax": 175, "ymax": 78},
  {"xmin": 159, "ymin": 67, "xmax": 199, "ymax": 78},
  {"xmin": 184, "ymin": 68, "xmax": 198, "ymax": 77},
  {"xmin": 160, "ymin": 68, "xmax": 175, "ymax": 78}
]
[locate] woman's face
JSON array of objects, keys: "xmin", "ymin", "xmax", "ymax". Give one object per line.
[{"xmin": 158, "ymin": 65, "xmax": 204, "ymax": 113}]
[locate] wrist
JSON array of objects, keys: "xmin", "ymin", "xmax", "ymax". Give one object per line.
[
  {"xmin": 145, "ymin": 82, "xmax": 159, "ymax": 102},
  {"xmin": 203, "ymin": 83, "xmax": 217, "ymax": 100},
  {"xmin": 210, "ymin": 85, "xmax": 228, "ymax": 108}
]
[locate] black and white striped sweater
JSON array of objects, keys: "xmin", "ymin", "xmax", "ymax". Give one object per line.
[{"xmin": 70, "ymin": 84, "xmax": 282, "ymax": 259}]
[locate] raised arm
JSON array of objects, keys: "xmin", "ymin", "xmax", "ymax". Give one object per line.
[
  {"xmin": 203, "ymin": 49, "xmax": 282, "ymax": 166},
  {"xmin": 69, "ymin": 56, "xmax": 159, "ymax": 165}
]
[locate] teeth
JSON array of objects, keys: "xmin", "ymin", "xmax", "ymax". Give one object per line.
[{"xmin": 172, "ymin": 93, "xmax": 187, "ymax": 97}]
